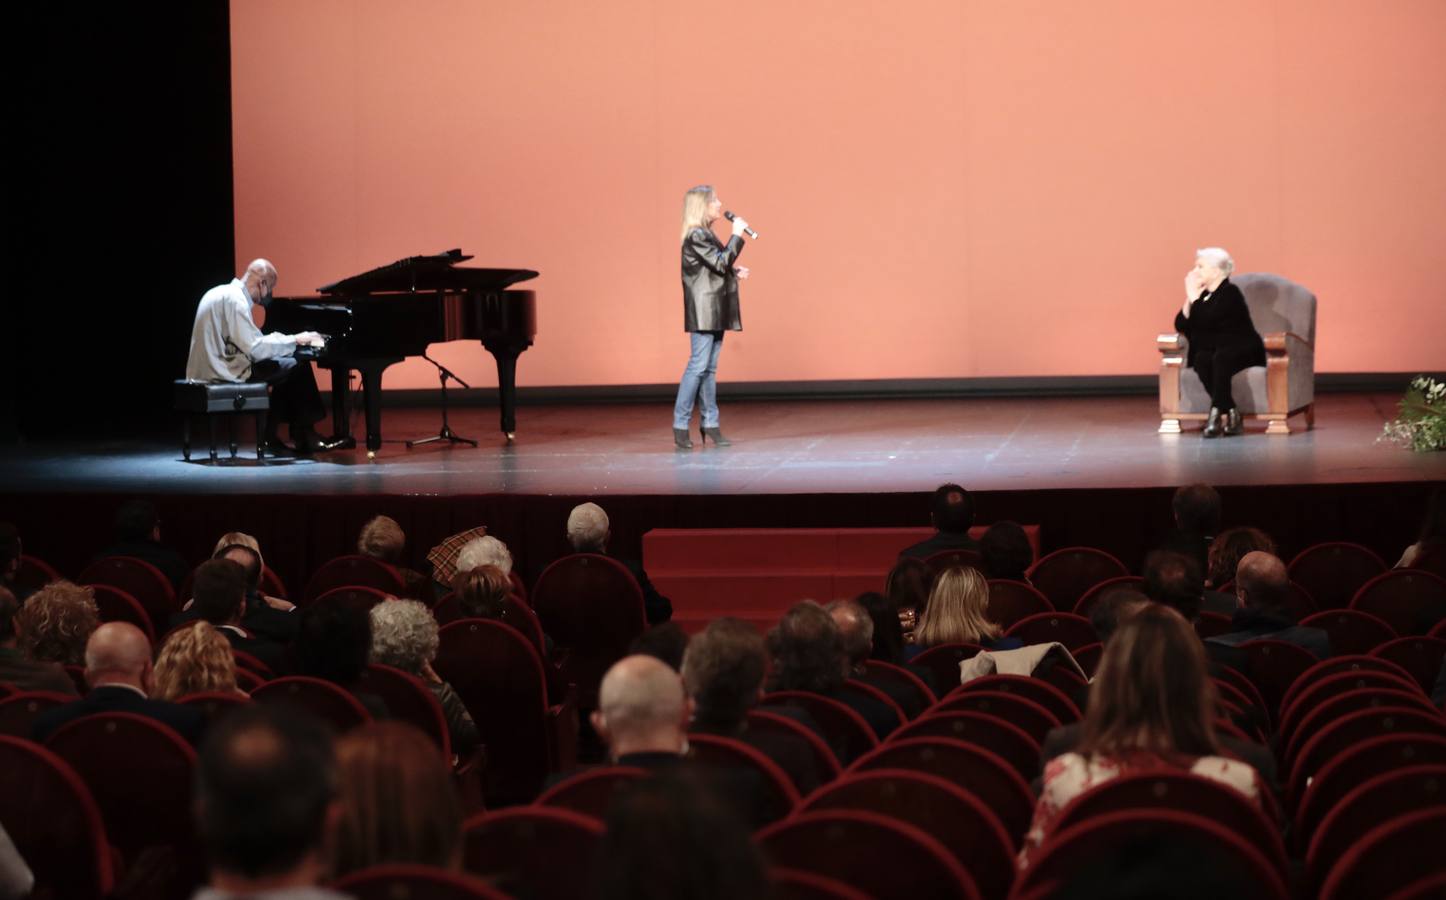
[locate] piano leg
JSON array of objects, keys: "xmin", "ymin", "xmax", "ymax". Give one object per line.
[
  {"xmin": 356, "ymin": 361, "xmax": 393, "ymax": 454},
  {"xmin": 493, "ymin": 347, "xmax": 521, "ymax": 440},
  {"xmin": 328, "ymin": 367, "xmax": 357, "ymax": 449}
]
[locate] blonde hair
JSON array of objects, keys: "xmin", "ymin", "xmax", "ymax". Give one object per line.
[
  {"xmin": 358, "ymin": 516, "xmax": 406, "ymax": 563},
  {"xmin": 212, "ymin": 532, "xmax": 265, "ymax": 571},
  {"xmin": 153, "ymin": 621, "xmax": 239, "ymax": 700},
  {"xmin": 680, "ymin": 184, "xmax": 716, "ymax": 243},
  {"xmin": 914, "ymin": 567, "xmax": 999, "ymax": 647},
  {"xmin": 15, "ymin": 580, "xmax": 100, "ymax": 665}
]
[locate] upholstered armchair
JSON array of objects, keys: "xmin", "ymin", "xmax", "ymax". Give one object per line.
[{"xmin": 1158, "ymin": 273, "xmax": 1316, "ymax": 435}]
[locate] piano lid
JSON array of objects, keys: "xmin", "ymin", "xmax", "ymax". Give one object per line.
[{"xmin": 318, "ymin": 248, "xmax": 539, "ymax": 295}]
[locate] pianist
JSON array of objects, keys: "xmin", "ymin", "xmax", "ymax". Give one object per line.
[{"xmin": 185, "ymin": 258, "xmax": 344, "ymax": 455}]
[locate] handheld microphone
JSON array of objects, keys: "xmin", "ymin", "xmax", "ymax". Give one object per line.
[{"xmin": 724, "ymin": 211, "xmax": 759, "ymax": 239}]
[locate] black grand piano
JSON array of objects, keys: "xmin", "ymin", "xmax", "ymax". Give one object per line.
[{"xmin": 266, "ymin": 249, "xmax": 537, "ymax": 452}]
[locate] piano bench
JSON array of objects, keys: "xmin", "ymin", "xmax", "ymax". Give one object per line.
[{"xmin": 173, "ymin": 380, "xmax": 270, "ymax": 462}]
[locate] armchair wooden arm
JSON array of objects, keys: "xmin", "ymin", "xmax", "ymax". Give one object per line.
[{"xmin": 1157, "ymin": 332, "xmax": 1187, "ymax": 433}]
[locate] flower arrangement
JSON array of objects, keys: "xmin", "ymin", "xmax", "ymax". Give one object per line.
[{"xmin": 1379, "ymin": 376, "xmax": 1446, "ymax": 452}]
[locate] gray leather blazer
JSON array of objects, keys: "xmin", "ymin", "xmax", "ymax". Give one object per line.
[{"xmin": 681, "ymin": 227, "xmax": 744, "ymax": 332}]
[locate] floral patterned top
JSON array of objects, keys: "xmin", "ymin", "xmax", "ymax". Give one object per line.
[{"xmin": 1018, "ymin": 751, "xmax": 1262, "ymax": 869}]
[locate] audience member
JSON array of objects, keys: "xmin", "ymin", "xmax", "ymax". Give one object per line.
[
  {"xmin": 1397, "ymin": 484, "xmax": 1446, "ymax": 568},
  {"xmin": 1205, "ymin": 527, "xmax": 1276, "ymax": 590},
  {"xmin": 630, "ymin": 622, "xmax": 689, "ymax": 671},
  {"xmin": 828, "ymin": 598, "xmax": 924, "ymax": 715},
  {"xmin": 897, "ymin": 483, "xmax": 979, "ymax": 560},
  {"xmin": 909, "ymin": 567, "xmax": 1020, "ymax": 657},
  {"xmin": 594, "ymin": 773, "xmax": 768, "ymax": 900},
  {"xmin": 32, "ymin": 621, "xmax": 204, "ymax": 744},
  {"xmin": 766, "ymin": 600, "xmax": 899, "ymax": 742},
  {"xmin": 13, "ymin": 580, "xmax": 99, "ymax": 666},
  {"xmin": 456, "ymin": 535, "xmax": 513, "ymax": 577},
  {"xmin": 358, "ymin": 515, "xmax": 430, "ymax": 599},
  {"xmin": 211, "ymin": 532, "xmax": 292, "ymax": 610},
  {"xmin": 855, "ymin": 590, "xmax": 906, "ymax": 664},
  {"xmin": 592, "ymin": 654, "xmax": 690, "ymax": 765},
  {"xmin": 564, "ymin": 502, "xmax": 674, "ymax": 624},
  {"xmin": 1020, "ymin": 605, "xmax": 1263, "ymax": 867},
  {"xmin": 152, "ymin": 621, "xmax": 243, "ymax": 701},
  {"xmin": 0, "ymin": 585, "xmax": 78, "ymax": 694},
  {"xmin": 1206, "ymin": 551, "xmax": 1332, "ymax": 667},
  {"xmin": 295, "ymin": 599, "xmax": 389, "ymax": 720},
  {"xmin": 192, "ymin": 705, "xmax": 345, "ymax": 899},
  {"xmin": 189, "ymin": 558, "xmax": 289, "ymax": 674},
  {"xmin": 173, "ymin": 538, "xmax": 301, "ymax": 645},
  {"xmin": 1087, "ymin": 589, "xmax": 1151, "ymax": 646},
  {"xmin": 91, "ymin": 499, "xmax": 189, "ymax": 590},
  {"xmin": 884, "ymin": 556, "xmax": 933, "ymax": 644},
  {"xmin": 329, "ymin": 722, "xmax": 462, "ymax": 880},
  {"xmin": 368, "ymin": 599, "xmax": 480, "ymax": 756},
  {"xmin": 682, "ymin": 617, "xmax": 821, "ymax": 795},
  {"xmin": 981, "ymin": 520, "xmax": 1034, "ymax": 581},
  {"xmin": 0, "ymin": 524, "xmax": 31, "ymax": 603},
  {"xmin": 1141, "ymin": 550, "xmax": 1206, "ymax": 622},
  {"xmin": 1159, "ymin": 482, "xmax": 1221, "ymax": 576},
  {"xmin": 453, "ymin": 564, "xmax": 512, "ymax": 618}
]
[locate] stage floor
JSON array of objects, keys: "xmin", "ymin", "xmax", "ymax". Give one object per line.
[{"xmin": 1, "ymin": 392, "xmax": 1439, "ymax": 497}]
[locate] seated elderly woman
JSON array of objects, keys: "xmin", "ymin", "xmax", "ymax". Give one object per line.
[
  {"xmin": 1018, "ymin": 604, "xmax": 1264, "ymax": 868},
  {"xmin": 368, "ymin": 599, "xmax": 481, "ymax": 757},
  {"xmin": 905, "ymin": 566, "xmax": 1020, "ymax": 659},
  {"xmin": 357, "ymin": 515, "xmax": 429, "ymax": 600},
  {"xmin": 152, "ymin": 621, "xmax": 245, "ymax": 700},
  {"xmin": 1175, "ymin": 247, "xmax": 1265, "ymax": 438}
]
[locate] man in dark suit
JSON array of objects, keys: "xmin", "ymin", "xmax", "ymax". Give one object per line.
[
  {"xmin": 33, "ymin": 621, "xmax": 203, "ymax": 744},
  {"xmin": 1207, "ymin": 551, "xmax": 1332, "ymax": 667},
  {"xmin": 173, "ymin": 544, "xmax": 299, "ymax": 646},
  {"xmin": 897, "ymin": 483, "xmax": 979, "ymax": 561},
  {"xmin": 189, "ymin": 558, "xmax": 289, "ymax": 675},
  {"xmin": 828, "ymin": 598, "xmax": 925, "ymax": 718},
  {"xmin": 565, "ymin": 502, "xmax": 673, "ymax": 625},
  {"xmin": 89, "ymin": 499, "xmax": 189, "ymax": 591}
]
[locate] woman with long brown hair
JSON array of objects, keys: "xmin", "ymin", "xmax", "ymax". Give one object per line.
[{"xmin": 1018, "ymin": 604, "xmax": 1262, "ymax": 866}]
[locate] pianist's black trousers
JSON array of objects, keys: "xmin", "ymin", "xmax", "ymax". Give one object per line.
[{"xmin": 250, "ymin": 357, "xmax": 325, "ymax": 436}]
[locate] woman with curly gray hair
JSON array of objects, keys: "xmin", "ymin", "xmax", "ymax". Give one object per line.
[{"xmin": 368, "ymin": 600, "xmax": 480, "ymax": 756}]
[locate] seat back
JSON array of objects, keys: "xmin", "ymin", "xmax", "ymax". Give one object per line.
[
  {"xmin": 926, "ymin": 689, "xmax": 1061, "ymax": 745},
  {"xmin": 1370, "ymin": 636, "xmax": 1446, "ymax": 693},
  {"xmin": 923, "ymin": 548, "xmax": 983, "ymax": 572},
  {"xmin": 861, "ymin": 659, "xmax": 936, "ymax": 717},
  {"xmin": 302, "ymin": 554, "xmax": 406, "ymax": 604},
  {"xmin": 534, "ymin": 765, "xmax": 649, "ymax": 819},
  {"xmin": 43, "ymin": 712, "xmax": 197, "ymax": 862},
  {"xmin": 1004, "ymin": 611, "xmax": 1100, "ymax": 652},
  {"xmin": 1305, "ymin": 765, "xmax": 1446, "ymax": 897},
  {"xmin": 78, "ymin": 555, "xmax": 177, "ymax": 633},
  {"xmin": 175, "ymin": 690, "xmax": 251, "ymax": 728},
  {"xmin": 334, "ymin": 863, "xmax": 513, "ymax": 900},
  {"xmin": 761, "ymin": 691, "xmax": 878, "ymax": 766},
  {"xmin": 0, "ymin": 690, "xmax": 75, "ymax": 738},
  {"xmin": 950, "ymin": 673, "xmax": 1081, "ymax": 724},
  {"xmin": 756, "ymin": 810, "xmax": 980, "ymax": 900},
  {"xmin": 357, "ymin": 664, "xmax": 451, "ymax": 759},
  {"xmin": 0, "ymin": 735, "xmax": 115, "ymax": 899},
  {"xmin": 800, "ymin": 769, "xmax": 1015, "ymax": 900},
  {"xmin": 1049, "ymin": 770, "xmax": 1288, "ymax": 877},
  {"xmin": 1287, "ymin": 706, "xmax": 1446, "ymax": 812},
  {"xmin": 1238, "ymin": 639, "xmax": 1322, "ymax": 715},
  {"xmin": 891, "ymin": 711, "xmax": 1041, "ymax": 782},
  {"xmin": 1351, "ymin": 569, "xmax": 1446, "ymax": 636},
  {"xmin": 531, "ymin": 553, "xmax": 645, "ymax": 708},
  {"xmin": 1235, "ymin": 272, "xmax": 1316, "ymax": 345},
  {"xmin": 1279, "ymin": 654, "xmax": 1416, "ymax": 715},
  {"xmin": 1287, "ymin": 542, "xmax": 1387, "ymax": 611},
  {"xmin": 769, "ymin": 867, "xmax": 872, "ymax": 900},
  {"xmin": 909, "ymin": 643, "xmax": 985, "ymax": 693},
  {"xmin": 1292, "ymin": 732, "xmax": 1446, "ymax": 853},
  {"xmin": 251, "ymin": 675, "xmax": 372, "ymax": 733},
  {"xmin": 838, "ymin": 679, "xmax": 906, "ymax": 734},
  {"xmin": 687, "ymin": 733, "xmax": 801, "ymax": 824},
  {"xmin": 984, "ymin": 579, "xmax": 1054, "ymax": 629},
  {"xmin": 433, "ymin": 592, "xmax": 545, "ymax": 655},
  {"xmin": 745, "ymin": 708, "xmax": 844, "ymax": 783},
  {"xmin": 1072, "ymin": 575, "xmax": 1146, "ymax": 617},
  {"xmin": 462, "ymin": 806, "xmax": 604, "ymax": 900},
  {"xmin": 1277, "ymin": 669, "xmax": 1425, "ymax": 752},
  {"xmin": 16, "ymin": 554, "xmax": 63, "ymax": 596},
  {"xmin": 1026, "ymin": 547, "xmax": 1128, "ymax": 611},
  {"xmin": 1299, "ymin": 609, "xmax": 1398, "ymax": 656},
  {"xmin": 1319, "ymin": 808, "xmax": 1446, "ymax": 900},
  {"xmin": 312, "ymin": 584, "xmax": 392, "ymax": 617},
  {"xmin": 436, "ymin": 619, "xmax": 553, "ymax": 805},
  {"xmin": 89, "ymin": 583, "xmax": 156, "ymax": 642},
  {"xmin": 1017, "ymin": 808, "xmax": 1288, "ymax": 900},
  {"xmin": 851, "ymin": 737, "xmax": 1035, "ymax": 844},
  {"xmin": 1070, "ymin": 641, "xmax": 1103, "ymax": 677}
]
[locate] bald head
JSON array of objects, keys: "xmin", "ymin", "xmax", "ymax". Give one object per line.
[
  {"xmin": 242, "ymin": 258, "xmax": 278, "ymax": 305},
  {"xmin": 1235, "ymin": 551, "xmax": 1290, "ymax": 616},
  {"xmin": 826, "ymin": 599, "xmax": 874, "ymax": 667},
  {"xmin": 85, "ymin": 621, "xmax": 154, "ymax": 689},
  {"xmin": 594, "ymin": 654, "xmax": 688, "ymax": 758}
]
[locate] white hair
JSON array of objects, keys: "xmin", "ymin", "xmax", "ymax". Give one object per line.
[
  {"xmin": 1195, "ymin": 247, "xmax": 1235, "ymax": 276},
  {"xmin": 368, "ymin": 599, "xmax": 439, "ymax": 674},
  {"xmin": 456, "ymin": 535, "xmax": 512, "ymax": 576},
  {"xmin": 566, "ymin": 502, "xmax": 610, "ymax": 551}
]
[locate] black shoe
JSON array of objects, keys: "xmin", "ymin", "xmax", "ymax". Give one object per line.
[
  {"xmin": 701, "ymin": 426, "xmax": 731, "ymax": 447},
  {"xmin": 295, "ymin": 433, "xmax": 348, "ymax": 455},
  {"xmin": 258, "ymin": 438, "xmax": 295, "ymax": 457},
  {"xmin": 1202, "ymin": 407, "xmax": 1223, "ymax": 438},
  {"xmin": 673, "ymin": 428, "xmax": 693, "ymax": 450},
  {"xmin": 1224, "ymin": 408, "xmax": 1244, "ymax": 436}
]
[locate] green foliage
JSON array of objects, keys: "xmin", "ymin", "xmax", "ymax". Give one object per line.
[{"xmin": 1379, "ymin": 376, "xmax": 1446, "ymax": 452}]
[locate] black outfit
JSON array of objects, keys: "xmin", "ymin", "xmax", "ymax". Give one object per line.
[
  {"xmin": 1159, "ymin": 528, "xmax": 1213, "ymax": 581},
  {"xmin": 897, "ymin": 530, "xmax": 980, "ymax": 561},
  {"xmin": 1205, "ymin": 607, "xmax": 1333, "ymax": 672},
  {"xmin": 33, "ymin": 684, "xmax": 205, "ymax": 745},
  {"xmin": 215, "ymin": 624, "xmax": 291, "ymax": 676},
  {"xmin": 824, "ymin": 686, "xmax": 899, "ymax": 741},
  {"xmin": 171, "ymin": 590, "xmax": 300, "ymax": 646},
  {"xmin": 681, "ymin": 228, "xmax": 744, "ymax": 332},
  {"xmin": 692, "ymin": 714, "xmax": 822, "ymax": 796},
  {"xmin": 1200, "ymin": 590, "xmax": 1239, "ymax": 618},
  {"xmin": 91, "ymin": 539, "xmax": 190, "ymax": 591},
  {"xmin": 249, "ymin": 356, "xmax": 326, "ymax": 440},
  {"xmin": 614, "ymin": 554, "xmax": 673, "ymax": 625},
  {"xmin": 616, "ymin": 750, "xmax": 778, "ymax": 827},
  {"xmin": 1173, "ymin": 278, "xmax": 1265, "ymax": 411}
]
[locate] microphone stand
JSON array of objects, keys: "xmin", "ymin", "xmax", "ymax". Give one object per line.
[{"xmin": 406, "ymin": 353, "xmax": 478, "ymax": 448}]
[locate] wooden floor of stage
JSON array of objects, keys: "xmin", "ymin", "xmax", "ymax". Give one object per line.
[{"xmin": 1, "ymin": 392, "xmax": 1440, "ymax": 497}]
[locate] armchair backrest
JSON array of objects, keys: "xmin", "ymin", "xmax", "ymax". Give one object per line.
[{"xmin": 1235, "ymin": 273, "xmax": 1316, "ymax": 344}]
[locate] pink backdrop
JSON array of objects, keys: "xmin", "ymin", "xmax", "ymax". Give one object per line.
[{"xmin": 232, "ymin": 1, "xmax": 1446, "ymax": 390}]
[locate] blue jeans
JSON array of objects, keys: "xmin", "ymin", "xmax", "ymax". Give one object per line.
[{"xmin": 673, "ymin": 331, "xmax": 724, "ymax": 429}]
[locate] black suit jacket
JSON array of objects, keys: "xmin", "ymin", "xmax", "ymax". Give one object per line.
[
  {"xmin": 92, "ymin": 539, "xmax": 189, "ymax": 591},
  {"xmin": 33, "ymin": 684, "xmax": 205, "ymax": 745},
  {"xmin": 1173, "ymin": 278, "xmax": 1265, "ymax": 370},
  {"xmin": 613, "ymin": 555, "xmax": 673, "ymax": 625},
  {"xmin": 216, "ymin": 625, "xmax": 290, "ymax": 675},
  {"xmin": 898, "ymin": 530, "xmax": 980, "ymax": 562},
  {"xmin": 1205, "ymin": 609, "xmax": 1332, "ymax": 672},
  {"xmin": 1039, "ymin": 722, "xmax": 1279, "ymax": 801}
]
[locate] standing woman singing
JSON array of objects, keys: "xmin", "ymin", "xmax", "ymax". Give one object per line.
[
  {"xmin": 1175, "ymin": 247, "xmax": 1264, "ymax": 438},
  {"xmin": 673, "ymin": 185, "xmax": 752, "ymax": 449}
]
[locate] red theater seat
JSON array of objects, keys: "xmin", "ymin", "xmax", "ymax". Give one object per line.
[
  {"xmin": 1026, "ymin": 547, "xmax": 1128, "ymax": 612},
  {"xmin": 335, "ymin": 863, "xmax": 513, "ymax": 900},
  {"xmin": 1278, "ymin": 654, "xmax": 1416, "ymax": 716},
  {"xmin": 1287, "ymin": 541, "xmax": 1386, "ymax": 611},
  {"xmin": 926, "ymin": 689, "xmax": 1061, "ymax": 745},
  {"xmin": 16, "ymin": 554, "xmax": 63, "ymax": 596},
  {"xmin": 302, "ymin": 554, "xmax": 406, "ymax": 603},
  {"xmin": 1072, "ymin": 575, "xmax": 1146, "ymax": 617},
  {"xmin": 1300, "ymin": 609, "xmax": 1398, "ymax": 656},
  {"xmin": 1370, "ymin": 636, "xmax": 1446, "ymax": 693},
  {"xmin": 686, "ymin": 732, "xmax": 800, "ymax": 824},
  {"xmin": 0, "ymin": 690, "xmax": 75, "ymax": 738},
  {"xmin": 861, "ymin": 659, "xmax": 936, "ymax": 717},
  {"xmin": 463, "ymin": 806, "xmax": 604, "ymax": 900},
  {"xmin": 1236, "ymin": 638, "xmax": 1322, "ymax": 715},
  {"xmin": 175, "ymin": 690, "xmax": 251, "ymax": 727},
  {"xmin": 985, "ymin": 579, "xmax": 1054, "ymax": 630},
  {"xmin": 1286, "ymin": 706, "xmax": 1446, "ymax": 813},
  {"xmin": 358, "ymin": 663, "xmax": 451, "ymax": 759},
  {"xmin": 1350, "ymin": 569, "xmax": 1446, "ymax": 636},
  {"xmin": 770, "ymin": 867, "xmax": 872, "ymax": 900},
  {"xmin": 78, "ymin": 555, "xmax": 177, "ymax": 634},
  {"xmin": 837, "ymin": 678, "xmax": 906, "ymax": 734},
  {"xmin": 0, "ymin": 735, "xmax": 115, "ymax": 900},
  {"xmin": 890, "ymin": 710, "xmax": 1041, "ymax": 782},
  {"xmin": 950, "ymin": 673, "xmax": 1081, "ymax": 724},
  {"xmin": 251, "ymin": 675, "xmax": 373, "ymax": 733},
  {"xmin": 909, "ymin": 642, "xmax": 986, "ymax": 693},
  {"xmin": 1319, "ymin": 808, "xmax": 1446, "ymax": 900},
  {"xmin": 762, "ymin": 691, "xmax": 878, "ymax": 766},
  {"xmin": 1292, "ymin": 732, "xmax": 1446, "ymax": 854},
  {"xmin": 531, "ymin": 553, "xmax": 645, "ymax": 708},
  {"xmin": 745, "ymin": 708, "xmax": 843, "ymax": 784},
  {"xmin": 89, "ymin": 583, "xmax": 156, "ymax": 642},
  {"xmin": 1305, "ymin": 765, "xmax": 1446, "ymax": 897},
  {"xmin": 1276, "ymin": 668, "xmax": 1424, "ymax": 750},
  {"xmin": 312, "ymin": 584, "xmax": 392, "ymax": 616},
  {"xmin": 1004, "ymin": 612, "xmax": 1099, "ymax": 652},
  {"xmin": 535, "ymin": 765, "xmax": 649, "ymax": 820}
]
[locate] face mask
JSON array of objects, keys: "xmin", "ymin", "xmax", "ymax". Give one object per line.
[{"xmin": 257, "ymin": 284, "xmax": 273, "ymax": 308}]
